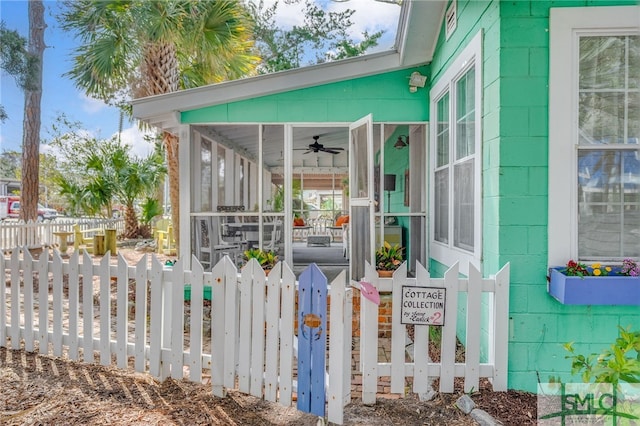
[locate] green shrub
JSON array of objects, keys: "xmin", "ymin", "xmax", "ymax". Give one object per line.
[{"xmin": 563, "ymin": 326, "xmax": 640, "ymax": 386}]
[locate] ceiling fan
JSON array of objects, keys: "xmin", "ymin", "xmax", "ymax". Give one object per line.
[{"xmin": 296, "ymin": 135, "xmax": 345, "ymax": 155}]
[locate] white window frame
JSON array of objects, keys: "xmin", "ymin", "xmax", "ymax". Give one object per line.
[
  {"xmin": 429, "ymin": 31, "xmax": 483, "ymax": 274},
  {"xmin": 548, "ymin": 6, "xmax": 639, "ymax": 266}
]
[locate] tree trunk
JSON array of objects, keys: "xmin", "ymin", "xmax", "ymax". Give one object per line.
[
  {"xmin": 123, "ymin": 203, "xmax": 138, "ymax": 239},
  {"xmin": 141, "ymin": 42, "xmax": 180, "ymax": 253},
  {"xmin": 164, "ymin": 132, "xmax": 180, "ymax": 253},
  {"xmin": 20, "ymin": 0, "xmax": 45, "ymax": 223}
]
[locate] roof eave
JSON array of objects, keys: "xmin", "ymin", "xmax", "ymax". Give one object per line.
[
  {"xmin": 397, "ymin": 0, "xmax": 447, "ymax": 67},
  {"xmin": 132, "ymin": 0, "xmax": 446, "ymax": 129},
  {"xmin": 132, "ymin": 50, "xmax": 402, "ymax": 122}
]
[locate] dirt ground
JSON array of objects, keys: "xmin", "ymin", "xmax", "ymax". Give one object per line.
[
  {"xmin": 1, "ymin": 246, "xmax": 537, "ymax": 425},
  {"xmin": 0, "ymin": 346, "xmax": 537, "ymax": 425}
]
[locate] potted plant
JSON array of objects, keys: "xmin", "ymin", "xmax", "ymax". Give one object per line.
[
  {"xmin": 548, "ymin": 259, "xmax": 640, "ymax": 305},
  {"xmin": 243, "ymin": 248, "xmax": 278, "ymax": 274},
  {"xmin": 375, "ymin": 241, "xmax": 404, "ymax": 277}
]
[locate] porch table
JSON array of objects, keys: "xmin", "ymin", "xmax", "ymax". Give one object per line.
[
  {"xmin": 227, "ymin": 222, "xmax": 280, "ymax": 246},
  {"xmin": 53, "ymin": 231, "xmax": 73, "ymax": 256},
  {"xmin": 307, "ymin": 234, "xmax": 331, "ymax": 247}
]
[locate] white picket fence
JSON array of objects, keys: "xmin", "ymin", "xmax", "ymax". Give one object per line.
[
  {"xmin": 356, "ymin": 260, "xmax": 510, "ymax": 404},
  {"xmin": 0, "ymin": 248, "xmax": 351, "ymax": 424},
  {"xmin": 0, "ymin": 218, "xmax": 124, "ymax": 251},
  {"xmin": 1, "ymin": 246, "xmax": 510, "ymax": 424}
]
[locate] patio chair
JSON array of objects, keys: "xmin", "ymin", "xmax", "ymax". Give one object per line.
[
  {"xmin": 73, "ymin": 224, "xmax": 100, "ymax": 254},
  {"xmin": 154, "ymin": 218, "xmax": 176, "ymax": 255},
  {"xmin": 194, "ymin": 217, "xmax": 242, "ymax": 270},
  {"xmin": 263, "ymin": 219, "xmax": 282, "ymax": 253}
]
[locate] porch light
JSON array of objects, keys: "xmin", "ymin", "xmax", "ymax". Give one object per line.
[
  {"xmin": 394, "ymin": 135, "xmax": 409, "ymax": 149},
  {"xmin": 409, "ymin": 71, "xmax": 427, "ymax": 92}
]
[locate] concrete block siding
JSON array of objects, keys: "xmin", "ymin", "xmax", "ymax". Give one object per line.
[
  {"xmin": 445, "ymin": 0, "xmax": 637, "ymax": 392},
  {"xmin": 426, "ymin": 0, "xmax": 639, "ymax": 392}
]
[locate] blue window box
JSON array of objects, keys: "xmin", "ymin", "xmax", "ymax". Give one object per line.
[{"xmin": 548, "ymin": 267, "xmax": 640, "ymax": 305}]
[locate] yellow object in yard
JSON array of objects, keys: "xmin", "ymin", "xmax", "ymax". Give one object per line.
[
  {"xmin": 154, "ymin": 218, "xmax": 176, "ymax": 255},
  {"xmin": 73, "ymin": 224, "xmax": 103, "ymax": 254}
]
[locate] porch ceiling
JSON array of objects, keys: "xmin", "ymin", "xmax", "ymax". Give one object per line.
[{"xmin": 195, "ymin": 124, "xmax": 349, "ymax": 171}]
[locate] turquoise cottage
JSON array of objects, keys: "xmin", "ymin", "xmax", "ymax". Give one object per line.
[{"xmin": 132, "ymin": 0, "xmax": 640, "ymax": 392}]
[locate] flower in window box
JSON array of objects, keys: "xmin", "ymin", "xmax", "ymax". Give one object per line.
[
  {"xmin": 548, "ymin": 259, "xmax": 640, "ymax": 305},
  {"xmin": 590, "ymin": 262, "xmax": 611, "ymax": 276},
  {"xmin": 621, "ymin": 259, "xmax": 640, "ymax": 277},
  {"xmin": 562, "ymin": 260, "xmax": 615, "ymax": 277}
]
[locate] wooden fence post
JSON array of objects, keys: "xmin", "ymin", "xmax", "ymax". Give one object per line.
[{"xmin": 105, "ymin": 228, "xmax": 117, "ymax": 254}]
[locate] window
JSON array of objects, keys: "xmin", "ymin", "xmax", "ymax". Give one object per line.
[
  {"xmin": 549, "ymin": 6, "xmax": 640, "ymax": 265},
  {"xmin": 430, "ymin": 32, "xmax": 482, "ymax": 270}
]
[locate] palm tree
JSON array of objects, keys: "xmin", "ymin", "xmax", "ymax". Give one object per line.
[
  {"xmin": 111, "ymin": 149, "xmax": 166, "ymax": 239},
  {"xmin": 56, "ymin": 138, "xmax": 166, "ymax": 236},
  {"xmin": 84, "ymin": 141, "xmax": 166, "ymax": 238},
  {"xmin": 60, "ymin": 0, "xmax": 257, "ymax": 251}
]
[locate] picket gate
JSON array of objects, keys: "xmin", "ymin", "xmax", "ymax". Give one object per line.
[{"xmin": 356, "ymin": 260, "xmax": 510, "ymax": 404}]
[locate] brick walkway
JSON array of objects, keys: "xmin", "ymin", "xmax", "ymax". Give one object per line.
[{"xmin": 350, "ymin": 337, "xmax": 408, "ymax": 400}]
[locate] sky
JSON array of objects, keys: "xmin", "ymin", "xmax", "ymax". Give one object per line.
[{"xmin": 0, "ymin": 0, "xmax": 400, "ymax": 158}]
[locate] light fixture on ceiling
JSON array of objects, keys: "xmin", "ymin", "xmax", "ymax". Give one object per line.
[
  {"xmin": 409, "ymin": 71, "xmax": 427, "ymax": 93},
  {"xmin": 394, "ymin": 135, "xmax": 409, "ymax": 149}
]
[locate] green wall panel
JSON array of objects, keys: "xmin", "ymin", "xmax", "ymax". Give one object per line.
[
  {"xmin": 181, "ymin": 67, "xmax": 430, "ymax": 124},
  {"xmin": 499, "ymin": 137, "xmax": 547, "ymax": 167},
  {"xmin": 489, "ymin": 0, "xmax": 637, "ymax": 394},
  {"xmin": 501, "ymin": 77, "xmax": 547, "ymax": 106},
  {"xmin": 529, "ymin": 47, "xmax": 549, "ymax": 76}
]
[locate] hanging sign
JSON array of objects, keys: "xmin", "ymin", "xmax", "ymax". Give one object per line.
[{"xmin": 400, "ymin": 286, "xmax": 446, "ymax": 326}]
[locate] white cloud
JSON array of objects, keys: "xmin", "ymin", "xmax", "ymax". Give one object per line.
[
  {"xmin": 40, "ymin": 143, "xmax": 59, "ymax": 157},
  {"xmin": 40, "ymin": 128, "xmax": 97, "ymax": 160},
  {"xmin": 117, "ymin": 126, "xmax": 156, "ymax": 158},
  {"xmin": 253, "ymin": 0, "xmax": 306, "ymax": 28},
  {"xmin": 80, "ymin": 93, "xmax": 109, "ymax": 114},
  {"xmin": 328, "ymin": 0, "xmax": 401, "ymax": 41},
  {"xmin": 250, "ymin": 0, "xmax": 400, "ymax": 46}
]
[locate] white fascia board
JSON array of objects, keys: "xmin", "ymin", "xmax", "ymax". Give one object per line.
[
  {"xmin": 398, "ymin": 0, "xmax": 447, "ymax": 67},
  {"xmin": 146, "ymin": 112, "xmax": 181, "ymax": 135},
  {"xmin": 132, "ymin": 50, "xmax": 401, "ymax": 123}
]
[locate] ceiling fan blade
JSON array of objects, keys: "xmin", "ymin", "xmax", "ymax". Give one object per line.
[
  {"xmin": 322, "ymin": 148, "xmax": 341, "ymax": 154},
  {"xmin": 302, "ymin": 150, "xmax": 313, "ymax": 154},
  {"xmin": 324, "ymin": 147, "xmax": 344, "ymax": 151}
]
